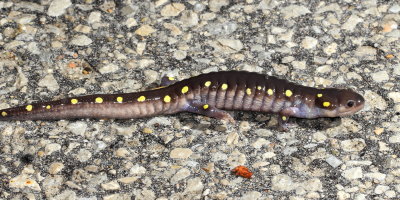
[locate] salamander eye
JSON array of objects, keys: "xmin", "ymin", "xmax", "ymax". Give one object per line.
[{"xmin": 347, "ymin": 100, "xmax": 355, "ymax": 107}]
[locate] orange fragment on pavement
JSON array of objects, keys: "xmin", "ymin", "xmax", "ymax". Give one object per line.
[{"xmin": 231, "ymin": 166, "xmax": 253, "ymax": 179}]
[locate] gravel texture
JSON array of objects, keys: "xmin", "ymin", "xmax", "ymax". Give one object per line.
[{"xmin": 0, "ymin": 0, "xmax": 399, "ymax": 199}]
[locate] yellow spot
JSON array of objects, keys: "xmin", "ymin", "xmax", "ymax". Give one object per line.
[
  {"xmin": 257, "ymin": 86, "xmax": 262, "ymax": 90},
  {"xmin": 46, "ymin": 105, "xmax": 51, "ymax": 109},
  {"xmin": 26, "ymin": 105, "xmax": 33, "ymax": 111},
  {"xmin": 285, "ymin": 90, "xmax": 293, "ymax": 97},
  {"xmin": 221, "ymin": 83, "xmax": 228, "ymax": 90},
  {"xmin": 1, "ymin": 111, "xmax": 7, "ymax": 117},
  {"xmin": 282, "ymin": 116, "xmax": 287, "ymax": 121},
  {"xmin": 267, "ymin": 89, "xmax": 273, "ymax": 95},
  {"xmin": 137, "ymin": 96, "xmax": 146, "ymax": 102},
  {"xmin": 25, "ymin": 180, "xmax": 32, "ymax": 185},
  {"xmin": 203, "ymin": 104, "xmax": 209, "ymax": 109},
  {"xmin": 323, "ymin": 102, "xmax": 331, "ymax": 107},
  {"xmin": 246, "ymin": 88, "xmax": 252, "ymax": 95},
  {"xmin": 205, "ymin": 81, "xmax": 211, "ymax": 87},
  {"xmin": 181, "ymin": 86, "xmax": 189, "ymax": 94},
  {"xmin": 116, "ymin": 96, "xmax": 123, "ymax": 103},
  {"xmin": 95, "ymin": 97, "xmax": 103, "ymax": 103},
  {"xmin": 71, "ymin": 99, "xmax": 78, "ymax": 104},
  {"xmin": 317, "ymin": 94, "xmax": 323, "ymax": 98},
  {"xmin": 164, "ymin": 95, "xmax": 171, "ymax": 103},
  {"xmin": 168, "ymin": 77, "xmax": 175, "ymax": 81}
]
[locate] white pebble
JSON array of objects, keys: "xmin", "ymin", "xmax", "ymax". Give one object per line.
[
  {"xmin": 325, "ymin": 155, "xmax": 343, "ymax": 168},
  {"xmin": 371, "ymin": 71, "xmax": 389, "ymax": 82},
  {"xmin": 170, "ymin": 168, "xmax": 190, "ymax": 184},
  {"xmin": 374, "ymin": 185, "xmax": 389, "ymax": 194},
  {"xmin": 76, "ymin": 149, "xmax": 92, "ymax": 162},
  {"xmin": 389, "ymin": 133, "xmax": 400, "ymax": 143},
  {"xmin": 160, "ymin": 3, "xmax": 185, "ymax": 17},
  {"xmin": 173, "ymin": 50, "xmax": 187, "ymax": 60},
  {"xmin": 301, "ymin": 36, "xmax": 318, "ymax": 49},
  {"xmin": 70, "ymin": 35, "xmax": 92, "ymax": 46},
  {"xmin": 341, "ymin": 138, "xmax": 366, "ymax": 152},
  {"xmin": 170, "ymin": 148, "xmax": 192, "ymax": 159},
  {"xmin": 342, "ymin": 14, "xmax": 363, "ymax": 31},
  {"xmin": 388, "ymin": 92, "xmax": 400, "ymax": 103},
  {"xmin": 45, "ymin": 143, "xmax": 61, "ymax": 155},
  {"xmin": 99, "ymin": 63, "xmax": 119, "ymax": 74},
  {"xmin": 271, "ymin": 174, "xmax": 295, "ymax": 191},
  {"xmin": 101, "ymin": 181, "xmax": 120, "ymax": 191},
  {"xmin": 342, "ymin": 167, "xmax": 363, "ymax": 180},
  {"xmin": 47, "ymin": 0, "xmax": 71, "ymax": 17},
  {"xmin": 280, "ymin": 5, "xmax": 310, "ymax": 19},
  {"xmin": 38, "ymin": 74, "xmax": 59, "ymax": 92},
  {"xmin": 88, "ymin": 11, "xmax": 101, "ymax": 24},
  {"xmin": 67, "ymin": 121, "xmax": 87, "ymax": 136}
]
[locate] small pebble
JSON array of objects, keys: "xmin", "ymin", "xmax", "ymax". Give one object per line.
[
  {"xmin": 45, "ymin": 143, "xmax": 61, "ymax": 155},
  {"xmin": 354, "ymin": 46, "xmax": 376, "ymax": 60},
  {"xmin": 142, "ymin": 127, "xmax": 153, "ymax": 134},
  {"xmin": 67, "ymin": 121, "xmax": 88, "ymax": 136},
  {"xmin": 280, "ymin": 5, "xmax": 310, "ymax": 19},
  {"xmin": 130, "ymin": 164, "xmax": 146, "ymax": 175},
  {"xmin": 208, "ymin": 0, "xmax": 229, "ymax": 12},
  {"xmin": 271, "ymin": 174, "xmax": 295, "ymax": 191},
  {"xmin": 374, "ymin": 127, "xmax": 384, "ymax": 135},
  {"xmin": 38, "ymin": 74, "xmax": 59, "ymax": 92},
  {"xmin": 70, "ymin": 35, "xmax": 92, "ymax": 46},
  {"xmin": 49, "ymin": 162, "xmax": 64, "ymax": 175},
  {"xmin": 118, "ymin": 176, "xmax": 138, "ymax": 184},
  {"xmin": 342, "ymin": 14, "xmax": 363, "ymax": 31},
  {"xmin": 160, "ymin": 3, "xmax": 185, "ymax": 17},
  {"xmin": 184, "ymin": 177, "xmax": 203, "ymax": 193},
  {"xmin": 101, "ymin": 181, "xmax": 120, "ymax": 191},
  {"xmin": 301, "ymin": 36, "xmax": 318, "ymax": 49},
  {"xmin": 180, "ymin": 11, "xmax": 199, "ymax": 27},
  {"xmin": 47, "ymin": 0, "xmax": 71, "ymax": 17},
  {"xmin": 99, "ymin": 63, "xmax": 119, "ymax": 74},
  {"xmin": 388, "ymin": 92, "xmax": 400, "ymax": 103},
  {"xmin": 326, "ymin": 155, "xmax": 343, "ymax": 168},
  {"xmin": 135, "ymin": 25, "xmax": 156, "ymax": 37},
  {"xmin": 217, "ymin": 38, "xmax": 243, "ymax": 51},
  {"xmin": 88, "ymin": 11, "xmax": 102, "ymax": 24},
  {"xmin": 76, "ymin": 149, "xmax": 92, "ymax": 162},
  {"xmin": 342, "ymin": 167, "xmax": 363, "ymax": 180},
  {"xmin": 170, "ymin": 168, "xmax": 190, "ymax": 184},
  {"xmin": 170, "ymin": 148, "xmax": 192, "ymax": 159},
  {"xmin": 341, "ymin": 139, "xmax": 366, "ymax": 152},
  {"xmin": 173, "ymin": 50, "xmax": 187, "ymax": 60},
  {"xmin": 371, "ymin": 71, "xmax": 389, "ymax": 82},
  {"xmin": 374, "ymin": 185, "xmax": 389, "ymax": 194},
  {"xmin": 389, "ymin": 133, "xmax": 400, "ymax": 143}
]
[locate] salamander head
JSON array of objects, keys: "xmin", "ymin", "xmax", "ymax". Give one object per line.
[{"xmin": 315, "ymin": 89, "xmax": 365, "ymax": 117}]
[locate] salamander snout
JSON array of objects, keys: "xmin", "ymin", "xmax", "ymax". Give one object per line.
[{"xmin": 336, "ymin": 89, "xmax": 365, "ymax": 116}]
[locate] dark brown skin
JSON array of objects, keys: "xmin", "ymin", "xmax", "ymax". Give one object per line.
[{"xmin": 0, "ymin": 71, "xmax": 365, "ymax": 130}]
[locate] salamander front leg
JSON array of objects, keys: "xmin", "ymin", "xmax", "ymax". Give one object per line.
[
  {"xmin": 184, "ymin": 100, "xmax": 235, "ymax": 123},
  {"xmin": 160, "ymin": 75, "xmax": 178, "ymax": 87}
]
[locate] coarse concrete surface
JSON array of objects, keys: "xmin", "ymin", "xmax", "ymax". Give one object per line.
[{"xmin": 0, "ymin": 0, "xmax": 399, "ymax": 199}]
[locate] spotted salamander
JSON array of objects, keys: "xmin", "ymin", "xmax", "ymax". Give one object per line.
[{"xmin": 0, "ymin": 71, "xmax": 365, "ymax": 130}]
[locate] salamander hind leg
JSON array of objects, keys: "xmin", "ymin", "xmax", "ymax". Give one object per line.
[
  {"xmin": 278, "ymin": 114, "xmax": 290, "ymax": 132},
  {"xmin": 184, "ymin": 100, "xmax": 235, "ymax": 123},
  {"xmin": 278, "ymin": 107, "xmax": 300, "ymax": 132}
]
